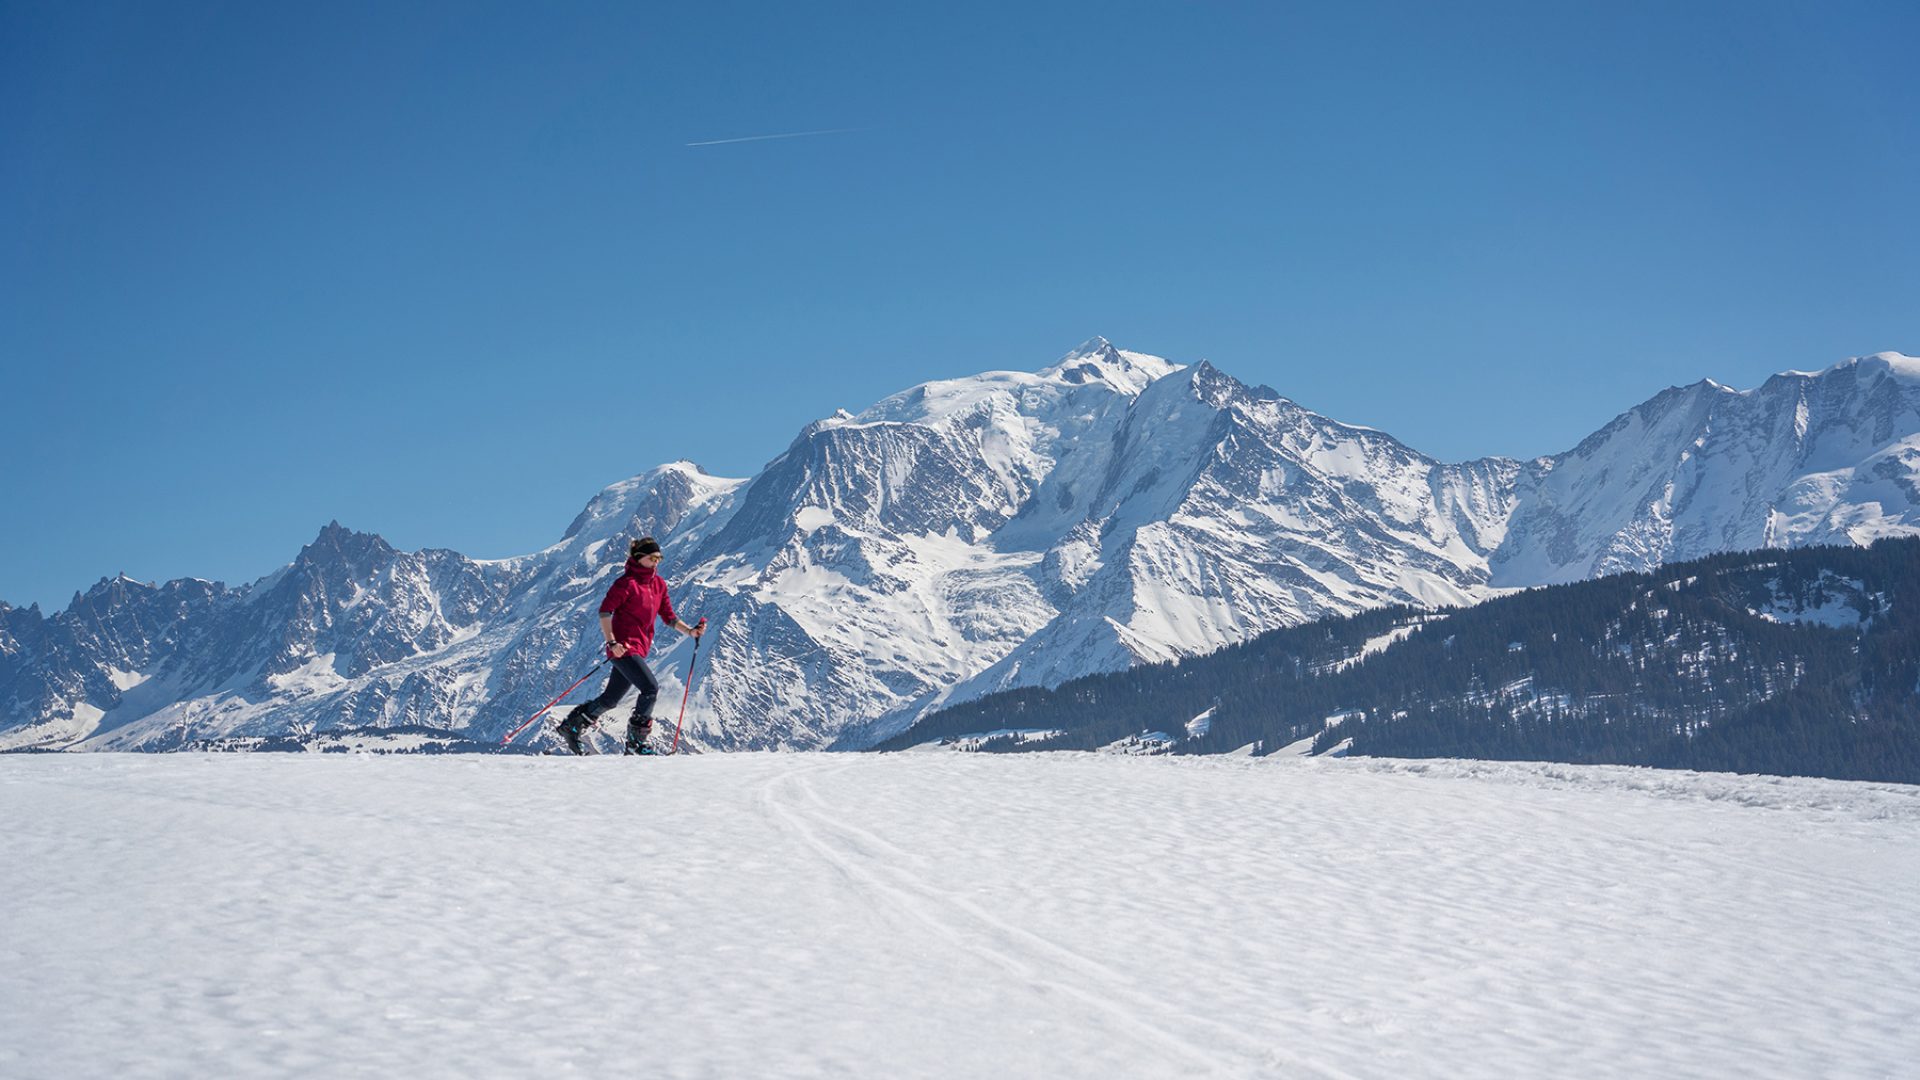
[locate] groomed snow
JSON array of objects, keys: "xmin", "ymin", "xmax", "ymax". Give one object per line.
[{"xmin": 3, "ymin": 753, "xmax": 1916, "ymax": 1078}]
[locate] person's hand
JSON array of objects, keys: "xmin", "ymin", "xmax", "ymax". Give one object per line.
[
  {"xmin": 607, "ymin": 641, "xmax": 628, "ymax": 658},
  {"xmin": 689, "ymin": 618, "xmax": 706, "ymax": 639}
]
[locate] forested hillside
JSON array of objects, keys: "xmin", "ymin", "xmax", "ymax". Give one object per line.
[{"xmin": 878, "ymin": 539, "xmax": 1920, "ymax": 783}]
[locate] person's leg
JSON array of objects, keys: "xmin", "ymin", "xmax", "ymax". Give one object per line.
[
  {"xmin": 558, "ymin": 664, "xmax": 633, "ymax": 751},
  {"xmin": 620, "ymin": 656, "xmax": 661, "ymax": 754}
]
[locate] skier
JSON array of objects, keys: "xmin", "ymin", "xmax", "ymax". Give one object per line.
[{"xmin": 557, "ymin": 537, "xmax": 704, "ymax": 755}]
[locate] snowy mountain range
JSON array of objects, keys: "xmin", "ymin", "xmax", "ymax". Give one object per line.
[{"xmin": 5, "ymin": 340, "xmax": 1919, "ymax": 752}]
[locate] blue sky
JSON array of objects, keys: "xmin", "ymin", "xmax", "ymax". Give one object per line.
[{"xmin": 3, "ymin": 1, "xmax": 1916, "ymax": 610}]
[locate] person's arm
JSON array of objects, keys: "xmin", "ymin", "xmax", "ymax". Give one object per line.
[
  {"xmin": 659, "ymin": 585, "xmax": 702, "ymax": 637},
  {"xmin": 601, "ymin": 612, "xmax": 627, "ymax": 656}
]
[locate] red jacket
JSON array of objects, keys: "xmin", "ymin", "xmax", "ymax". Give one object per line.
[{"xmin": 600, "ymin": 558, "xmax": 677, "ymax": 657}]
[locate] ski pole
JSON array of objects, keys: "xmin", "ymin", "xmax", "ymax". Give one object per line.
[
  {"xmin": 670, "ymin": 619, "xmax": 708, "ymax": 755},
  {"xmin": 501, "ymin": 659, "xmax": 606, "ymax": 745}
]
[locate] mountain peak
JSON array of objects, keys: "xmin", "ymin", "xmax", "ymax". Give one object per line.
[
  {"xmin": 1765, "ymin": 351, "xmax": 1920, "ymax": 386},
  {"xmin": 1857, "ymin": 351, "xmax": 1920, "ymax": 380},
  {"xmin": 77, "ymin": 572, "xmax": 154, "ymax": 601},
  {"xmin": 1043, "ymin": 339, "xmax": 1181, "ymax": 395},
  {"xmin": 1063, "ymin": 335, "xmax": 1116, "ymax": 360},
  {"xmin": 295, "ymin": 521, "xmax": 395, "ymax": 569}
]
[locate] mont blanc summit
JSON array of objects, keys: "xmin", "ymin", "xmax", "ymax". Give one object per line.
[{"xmin": 4, "ymin": 343, "xmax": 1918, "ymax": 751}]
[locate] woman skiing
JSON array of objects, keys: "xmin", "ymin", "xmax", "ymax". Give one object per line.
[{"xmin": 557, "ymin": 536, "xmax": 703, "ymax": 755}]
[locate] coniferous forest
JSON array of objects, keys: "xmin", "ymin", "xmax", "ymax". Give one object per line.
[{"xmin": 876, "ymin": 538, "xmax": 1920, "ymax": 783}]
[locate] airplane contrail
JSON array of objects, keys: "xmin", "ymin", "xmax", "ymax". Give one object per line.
[{"xmin": 685, "ymin": 127, "xmax": 863, "ymax": 148}]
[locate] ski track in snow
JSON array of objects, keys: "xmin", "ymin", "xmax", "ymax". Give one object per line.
[
  {"xmin": 756, "ymin": 760, "xmax": 1353, "ymax": 1079},
  {"xmin": 1, "ymin": 753, "xmax": 1916, "ymax": 1079}
]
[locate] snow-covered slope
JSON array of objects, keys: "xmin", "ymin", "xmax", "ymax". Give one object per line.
[
  {"xmin": 1495, "ymin": 352, "xmax": 1920, "ymax": 585},
  {"xmin": 665, "ymin": 341, "xmax": 1521, "ymax": 749},
  {"xmin": 5, "ymin": 343, "xmax": 1919, "ymax": 751},
  {"xmin": 4, "ymin": 752, "xmax": 1915, "ymax": 1078},
  {"xmin": 908, "ymin": 360, "xmax": 1518, "ymax": 739}
]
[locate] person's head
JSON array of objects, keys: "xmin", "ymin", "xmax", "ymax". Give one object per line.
[{"xmin": 629, "ymin": 537, "xmax": 663, "ymax": 567}]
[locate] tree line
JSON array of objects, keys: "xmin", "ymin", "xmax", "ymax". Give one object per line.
[{"xmin": 876, "ymin": 538, "xmax": 1920, "ymax": 783}]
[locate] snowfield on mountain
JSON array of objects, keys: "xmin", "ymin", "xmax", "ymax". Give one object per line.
[{"xmin": 4, "ymin": 752, "xmax": 1915, "ymax": 1078}]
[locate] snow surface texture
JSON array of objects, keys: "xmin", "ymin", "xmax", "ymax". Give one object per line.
[
  {"xmin": 7, "ymin": 342, "xmax": 1920, "ymax": 753},
  {"xmin": 4, "ymin": 753, "xmax": 1915, "ymax": 1079}
]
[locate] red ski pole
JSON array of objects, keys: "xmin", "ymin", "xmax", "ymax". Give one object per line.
[
  {"xmin": 670, "ymin": 619, "xmax": 708, "ymax": 755},
  {"xmin": 500, "ymin": 659, "xmax": 605, "ymax": 745}
]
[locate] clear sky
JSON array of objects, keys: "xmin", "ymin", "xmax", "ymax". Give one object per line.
[{"xmin": 4, "ymin": 1, "xmax": 1916, "ymax": 611}]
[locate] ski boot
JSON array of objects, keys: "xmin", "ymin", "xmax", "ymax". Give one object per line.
[
  {"xmin": 556, "ymin": 706, "xmax": 593, "ymax": 755},
  {"xmin": 624, "ymin": 717, "xmax": 658, "ymax": 756}
]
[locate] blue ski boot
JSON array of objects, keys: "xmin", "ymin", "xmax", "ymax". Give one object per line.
[{"xmin": 624, "ymin": 717, "xmax": 658, "ymax": 756}]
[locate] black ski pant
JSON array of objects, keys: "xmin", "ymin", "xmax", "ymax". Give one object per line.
[{"xmin": 580, "ymin": 652, "xmax": 660, "ymax": 734}]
